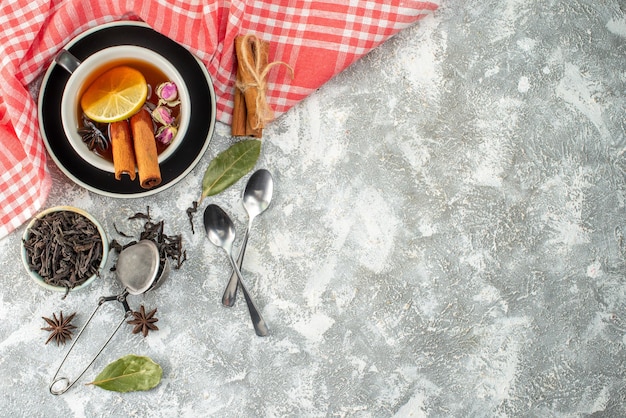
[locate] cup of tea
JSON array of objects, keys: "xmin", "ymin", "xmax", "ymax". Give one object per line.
[{"xmin": 57, "ymin": 45, "xmax": 191, "ymax": 174}]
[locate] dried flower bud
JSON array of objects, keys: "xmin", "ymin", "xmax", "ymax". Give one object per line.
[
  {"xmin": 152, "ymin": 106, "xmax": 174, "ymax": 126},
  {"xmin": 156, "ymin": 82, "xmax": 178, "ymax": 102},
  {"xmin": 156, "ymin": 125, "xmax": 177, "ymax": 144}
]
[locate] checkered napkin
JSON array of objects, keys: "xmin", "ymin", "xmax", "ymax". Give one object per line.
[{"xmin": 0, "ymin": 0, "xmax": 438, "ymax": 239}]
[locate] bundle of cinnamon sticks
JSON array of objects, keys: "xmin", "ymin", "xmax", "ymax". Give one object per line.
[
  {"xmin": 232, "ymin": 34, "xmax": 294, "ymax": 138},
  {"xmin": 110, "ymin": 108, "xmax": 161, "ymax": 189}
]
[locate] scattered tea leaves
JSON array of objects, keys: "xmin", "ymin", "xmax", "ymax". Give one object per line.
[
  {"xmin": 186, "ymin": 201, "xmax": 198, "ymax": 234},
  {"xmin": 23, "ymin": 210, "xmax": 103, "ymax": 297},
  {"xmin": 200, "ymin": 139, "xmax": 261, "ymax": 201},
  {"xmin": 87, "ymin": 354, "xmax": 162, "ymax": 392},
  {"xmin": 111, "ymin": 207, "xmax": 186, "ymax": 270}
]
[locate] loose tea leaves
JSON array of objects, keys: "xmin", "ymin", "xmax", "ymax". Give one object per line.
[
  {"xmin": 186, "ymin": 201, "xmax": 198, "ymax": 234},
  {"xmin": 23, "ymin": 210, "xmax": 103, "ymax": 295},
  {"xmin": 111, "ymin": 207, "xmax": 186, "ymax": 270},
  {"xmin": 87, "ymin": 354, "xmax": 163, "ymax": 392}
]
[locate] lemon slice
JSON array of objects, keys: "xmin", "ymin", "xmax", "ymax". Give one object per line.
[{"xmin": 80, "ymin": 66, "xmax": 148, "ymax": 123}]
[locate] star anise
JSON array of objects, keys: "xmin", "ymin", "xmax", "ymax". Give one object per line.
[
  {"xmin": 42, "ymin": 311, "xmax": 77, "ymax": 346},
  {"xmin": 127, "ymin": 305, "xmax": 159, "ymax": 337}
]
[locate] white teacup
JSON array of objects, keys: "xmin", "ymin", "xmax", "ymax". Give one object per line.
[{"xmin": 58, "ymin": 45, "xmax": 190, "ymax": 173}]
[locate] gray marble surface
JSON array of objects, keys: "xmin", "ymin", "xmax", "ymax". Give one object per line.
[{"xmin": 2, "ymin": 0, "xmax": 626, "ymax": 416}]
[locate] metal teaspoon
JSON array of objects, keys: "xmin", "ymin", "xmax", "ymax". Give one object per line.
[
  {"xmin": 222, "ymin": 169, "xmax": 274, "ymax": 307},
  {"xmin": 203, "ymin": 204, "xmax": 269, "ymax": 337}
]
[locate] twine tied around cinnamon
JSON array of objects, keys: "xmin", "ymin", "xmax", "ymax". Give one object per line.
[{"xmin": 233, "ymin": 34, "xmax": 294, "ymax": 137}]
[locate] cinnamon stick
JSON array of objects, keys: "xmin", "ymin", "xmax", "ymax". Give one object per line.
[
  {"xmin": 234, "ymin": 35, "xmax": 269, "ymax": 138},
  {"xmin": 130, "ymin": 109, "xmax": 161, "ymax": 189},
  {"xmin": 231, "ymin": 83, "xmax": 247, "ymax": 136},
  {"xmin": 110, "ymin": 120, "xmax": 136, "ymax": 180},
  {"xmin": 246, "ymin": 39, "xmax": 269, "ymax": 137}
]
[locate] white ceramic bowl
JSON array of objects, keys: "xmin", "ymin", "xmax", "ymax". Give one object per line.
[
  {"xmin": 21, "ymin": 206, "xmax": 109, "ymax": 293},
  {"xmin": 60, "ymin": 45, "xmax": 191, "ymax": 173}
]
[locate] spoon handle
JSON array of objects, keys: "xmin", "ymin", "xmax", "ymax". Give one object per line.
[
  {"xmin": 227, "ymin": 254, "xmax": 269, "ymax": 337},
  {"xmin": 222, "ymin": 223, "xmax": 251, "ymax": 307}
]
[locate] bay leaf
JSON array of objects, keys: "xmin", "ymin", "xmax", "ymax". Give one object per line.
[
  {"xmin": 200, "ymin": 139, "xmax": 261, "ymax": 200},
  {"xmin": 87, "ymin": 354, "xmax": 163, "ymax": 392}
]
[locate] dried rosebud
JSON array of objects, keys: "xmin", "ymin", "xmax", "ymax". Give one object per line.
[
  {"xmin": 152, "ymin": 106, "xmax": 174, "ymax": 126},
  {"xmin": 156, "ymin": 82, "xmax": 178, "ymax": 102},
  {"xmin": 156, "ymin": 125, "xmax": 177, "ymax": 144}
]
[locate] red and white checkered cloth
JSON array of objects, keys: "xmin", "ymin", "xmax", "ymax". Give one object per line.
[{"xmin": 0, "ymin": 0, "xmax": 438, "ymax": 239}]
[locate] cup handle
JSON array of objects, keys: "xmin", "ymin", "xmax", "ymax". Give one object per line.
[{"xmin": 54, "ymin": 49, "xmax": 81, "ymax": 74}]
